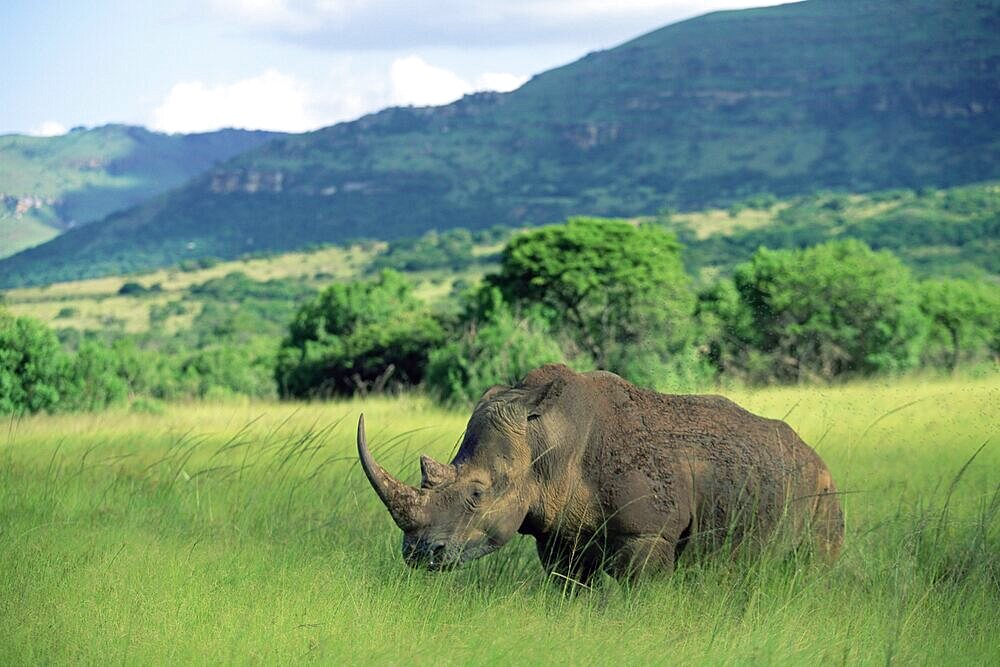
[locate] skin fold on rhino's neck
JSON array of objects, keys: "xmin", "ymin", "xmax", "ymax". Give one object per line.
[{"xmin": 517, "ymin": 407, "xmax": 601, "ymax": 539}]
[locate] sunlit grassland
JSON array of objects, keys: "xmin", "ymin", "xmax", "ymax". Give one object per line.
[
  {"xmin": 4, "ymin": 243, "xmax": 378, "ymax": 301},
  {"xmin": 1, "ymin": 377, "xmax": 998, "ymax": 664},
  {"xmin": 3, "ymin": 293, "xmax": 200, "ymax": 334},
  {"xmin": 2, "ymin": 242, "xmax": 488, "ymax": 332}
]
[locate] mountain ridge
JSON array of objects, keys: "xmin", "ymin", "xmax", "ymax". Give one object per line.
[{"xmin": 3, "ymin": 0, "xmax": 998, "ymax": 287}]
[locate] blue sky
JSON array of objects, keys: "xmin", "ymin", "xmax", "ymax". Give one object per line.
[{"xmin": 1, "ymin": 1, "xmax": 785, "ymax": 136}]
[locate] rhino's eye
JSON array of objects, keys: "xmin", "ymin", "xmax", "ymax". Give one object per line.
[{"xmin": 466, "ymin": 488, "xmax": 483, "ymax": 509}]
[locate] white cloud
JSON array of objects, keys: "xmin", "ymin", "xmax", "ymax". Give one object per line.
[
  {"xmin": 29, "ymin": 120, "xmax": 68, "ymax": 137},
  {"xmin": 150, "ymin": 69, "xmax": 320, "ymax": 133},
  {"xmin": 148, "ymin": 58, "xmax": 526, "ymax": 133},
  {"xmin": 474, "ymin": 72, "xmax": 528, "ymax": 93},
  {"xmin": 389, "ymin": 56, "xmax": 471, "ymax": 107},
  {"xmin": 389, "ymin": 56, "xmax": 526, "ymax": 107}
]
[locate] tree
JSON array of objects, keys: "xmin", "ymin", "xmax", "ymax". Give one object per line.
[
  {"xmin": 720, "ymin": 240, "xmax": 927, "ymax": 382},
  {"xmin": 425, "ymin": 289, "xmax": 583, "ymax": 406},
  {"xmin": 63, "ymin": 340, "xmax": 129, "ymax": 411},
  {"xmin": 275, "ymin": 271, "xmax": 444, "ymax": 398},
  {"xmin": 180, "ymin": 343, "xmax": 277, "ymax": 399},
  {"xmin": 696, "ymin": 280, "xmax": 773, "ymax": 383},
  {"xmin": 488, "ymin": 217, "xmax": 695, "ymax": 382},
  {"xmin": 0, "ymin": 311, "xmax": 69, "ymax": 414},
  {"xmin": 919, "ymin": 278, "xmax": 1000, "ymax": 371},
  {"xmin": 118, "ymin": 281, "xmax": 143, "ymax": 296}
]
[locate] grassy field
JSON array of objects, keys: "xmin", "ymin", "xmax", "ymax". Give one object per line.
[{"xmin": 1, "ymin": 377, "xmax": 998, "ymax": 664}]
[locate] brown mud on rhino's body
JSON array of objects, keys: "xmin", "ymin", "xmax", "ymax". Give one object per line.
[{"xmin": 358, "ymin": 364, "xmax": 845, "ymax": 583}]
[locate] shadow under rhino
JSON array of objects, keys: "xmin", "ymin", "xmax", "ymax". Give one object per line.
[{"xmin": 358, "ymin": 364, "xmax": 844, "ymax": 583}]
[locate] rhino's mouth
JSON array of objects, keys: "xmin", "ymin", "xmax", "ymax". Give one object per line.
[{"xmin": 403, "ymin": 538, "xmax": 500, "ymax": 571}]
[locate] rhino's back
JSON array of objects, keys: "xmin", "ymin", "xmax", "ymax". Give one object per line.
[
  {"xmin": 526, "ymin": 364, "xmax": 828, "ymax": 479},
  {"xmin": 584, "ymin": 371, "xmax": 830, "ymax": 525},
  {"xmin": 586, "ymin": 370, "xmax": 803, "ymax": 453}
]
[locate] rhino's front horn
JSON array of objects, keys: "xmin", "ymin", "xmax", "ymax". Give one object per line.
[{"xmin": 357, "ymin": 414, "xmax": 426, "ymax": 531}]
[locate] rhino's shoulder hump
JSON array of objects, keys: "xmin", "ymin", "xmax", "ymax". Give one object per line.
[{"xmin": 521, "ymin": 363, "xmax": 579, "ymax": 387}]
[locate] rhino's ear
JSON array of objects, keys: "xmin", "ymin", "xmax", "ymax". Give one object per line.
[
  {"xmin": 474, "ymin": 384, "xmax": 509, "ymax": 410},
  {"xmin": 521, "ymin": 379, "xmax": 564, "ymax": 420}
]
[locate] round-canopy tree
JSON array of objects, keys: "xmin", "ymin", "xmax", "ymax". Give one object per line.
[
  {"xmin": 488, "ymin": 217, "xmax": 695, "ymax": 383},
  {"xmin": 727, "ymin": 239, "xmax": 928, "ymax": 382}
]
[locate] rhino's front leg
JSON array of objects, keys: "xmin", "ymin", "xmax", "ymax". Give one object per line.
[
  {"xmin": 605, "ymin": 534, "xmax": 677, "ymax": 581},
  {"xmin": 534, "ymin": 533, "xmax": 603, "ymax": 588}
]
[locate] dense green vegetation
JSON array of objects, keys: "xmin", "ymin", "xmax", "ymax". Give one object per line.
[
  {"xmin": 920, "ymin": 278, "xmax": 1000, "ymax": 371},
  {"xmin": 4, "ymin": 0, "xmax": 999, "ymax": 285},
  {"xmin": 0, "ymin": 125, "xmax": 280, "ymax": 258},
  {"xmin": 2, "ymin": 380, "xmax": 997, "ymax": 663},
  {"xmin": 0, "ymin": 271, "xmax": 317, "ymax": 412},
  {"xmin": 370, "ymin": 227, "xmax": 511, "ymax": 273},
  {"xmin": 3, "ymin": 215, "xmax": 996, "ymax": 417},
  {"xmin": 425, "ymin": 288, "xmax": 588, "ymax": 406},
  {"xmin": 0, "ymin": 312, "xmax": 67, "ymax": 413},
  {"xmin": 275, "ymin": 271, "xmax": 444, "ymax": 398},
  {"xmin": 3, "ymin": 178, "xmax": 997, "ymax": 289}
]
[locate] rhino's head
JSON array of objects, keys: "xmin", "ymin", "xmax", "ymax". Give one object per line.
[{"xmin": 357, "ymin": 384, "xmax": 554, "ymax": 570}]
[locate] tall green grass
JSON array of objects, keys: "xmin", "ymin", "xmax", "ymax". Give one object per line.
[{"xmin": 1, "ymin": 378, "xmax": 998, "ymax": 664}]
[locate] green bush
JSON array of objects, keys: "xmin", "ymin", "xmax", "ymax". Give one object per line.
[
  {"xmin": 0, "ymin": 311, "xmax": 69, "ymax": 414},
  {"xmin": 701, "ymin": 239, "xmax": 928, "ymax": 383},
  {"xmin": 919, "ymin": 278, "xmax": 1000, "ymax": 371},
  {"xmin": 118, "ymin": 281, "xmax": 148, "ymax": 296},
  {"xmin": 130, "ymin": 397, "xmax": 166, "ymax": 415},
  {"xmin": 63, "ymin": 340, "xmax": 129, "ymax": 411},
  {"xmin": 275, "ymin": 270, "xmax": 444, "ymax": 398},
  {"xmin": 149, "ymin": 300, "xmax": 186, "ymax": 324},
  {"xmin": 607, "ymin": 343, "xmax": 715, "ymax": 393},
  {"xmin": 180, "ymin": 344, "xmax": 277, "ymax": 399},
  {"xmin": 425, "ymin": 290, "xmax": 581, "ymax": 406},
  {"xmin": 371, "ymin": 229, "xmax": 476, "ymax": 272}
]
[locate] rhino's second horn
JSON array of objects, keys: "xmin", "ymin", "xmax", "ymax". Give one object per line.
[{"xmin": 357, "ymin": 414, "xmax": 426, "ymax": 530}]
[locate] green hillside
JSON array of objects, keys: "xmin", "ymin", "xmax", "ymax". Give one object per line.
[
  {"xmin": 3, "ymin": 0, "xmax": 999, "ymax": 286},
  {"xmin": 0, "ymin": 125, "xmax": 281, "ymax": 258}
]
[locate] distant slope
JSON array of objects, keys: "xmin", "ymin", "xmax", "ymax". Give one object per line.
[
  {"xmin": 0, "ymin": 125, "xmax": 282, "ymax": 257},
  {"xmin": 5, "ymin": 182, "xmax": 995, "ymax": 336},
  {"xmin": 3, "ymin": 0, "xmax": 999, "ymax": 287}
]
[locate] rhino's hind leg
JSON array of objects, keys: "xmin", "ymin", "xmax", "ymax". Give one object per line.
[{"xmin": 605, "ymin": 535, "xmax": 677, "ymax": 582}]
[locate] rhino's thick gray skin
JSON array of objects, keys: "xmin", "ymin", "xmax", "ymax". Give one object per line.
[{"xmin": 358, "ymin": 364, "xmax": 844, "ymax": 583}]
